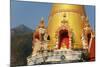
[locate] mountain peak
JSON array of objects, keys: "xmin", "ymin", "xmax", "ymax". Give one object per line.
[
  {"xmin": 11, "ymin": 24, "xmax": 33, "ymax": 35},
  {"xmin": 16, "ymin": 24, "xmax": 28, "ymax": 29}
]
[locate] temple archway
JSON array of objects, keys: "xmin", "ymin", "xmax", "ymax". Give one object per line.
[{"xmin": 58, "ymin": 29, "xmax": 70, "ymax": 49}]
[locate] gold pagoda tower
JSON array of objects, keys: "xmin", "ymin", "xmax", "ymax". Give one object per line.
[{"xmin": 47, "ymin": 4, "xmax": 89, "ymax": 49}]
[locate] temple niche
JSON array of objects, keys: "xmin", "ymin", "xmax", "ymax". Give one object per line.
[{"xmin": 55, "ymin": 13, "xmax": 72, "ymax": 49}]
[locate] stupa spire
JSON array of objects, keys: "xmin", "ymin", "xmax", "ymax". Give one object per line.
[{"xmin": 38, "ymin": 17, "xmax": 45, "ymax": 28}]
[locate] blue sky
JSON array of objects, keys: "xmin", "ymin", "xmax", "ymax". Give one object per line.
[{"xmin": 11, "ymin": 0, "xmax": 95, "ymax": 30}]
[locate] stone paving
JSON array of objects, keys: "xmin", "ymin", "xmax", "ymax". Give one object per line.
[{"xmin": 27, "ymin": 49, "xmax": 82, "ymax": 65}]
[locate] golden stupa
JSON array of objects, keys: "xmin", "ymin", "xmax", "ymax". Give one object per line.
[
  {"xmin": 47, "ymin": 4, "xmax": 89, "ymax": 49},
  {"xmin": 29, "ymin": 4, "xmax": 95, "ymax": 64}
]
